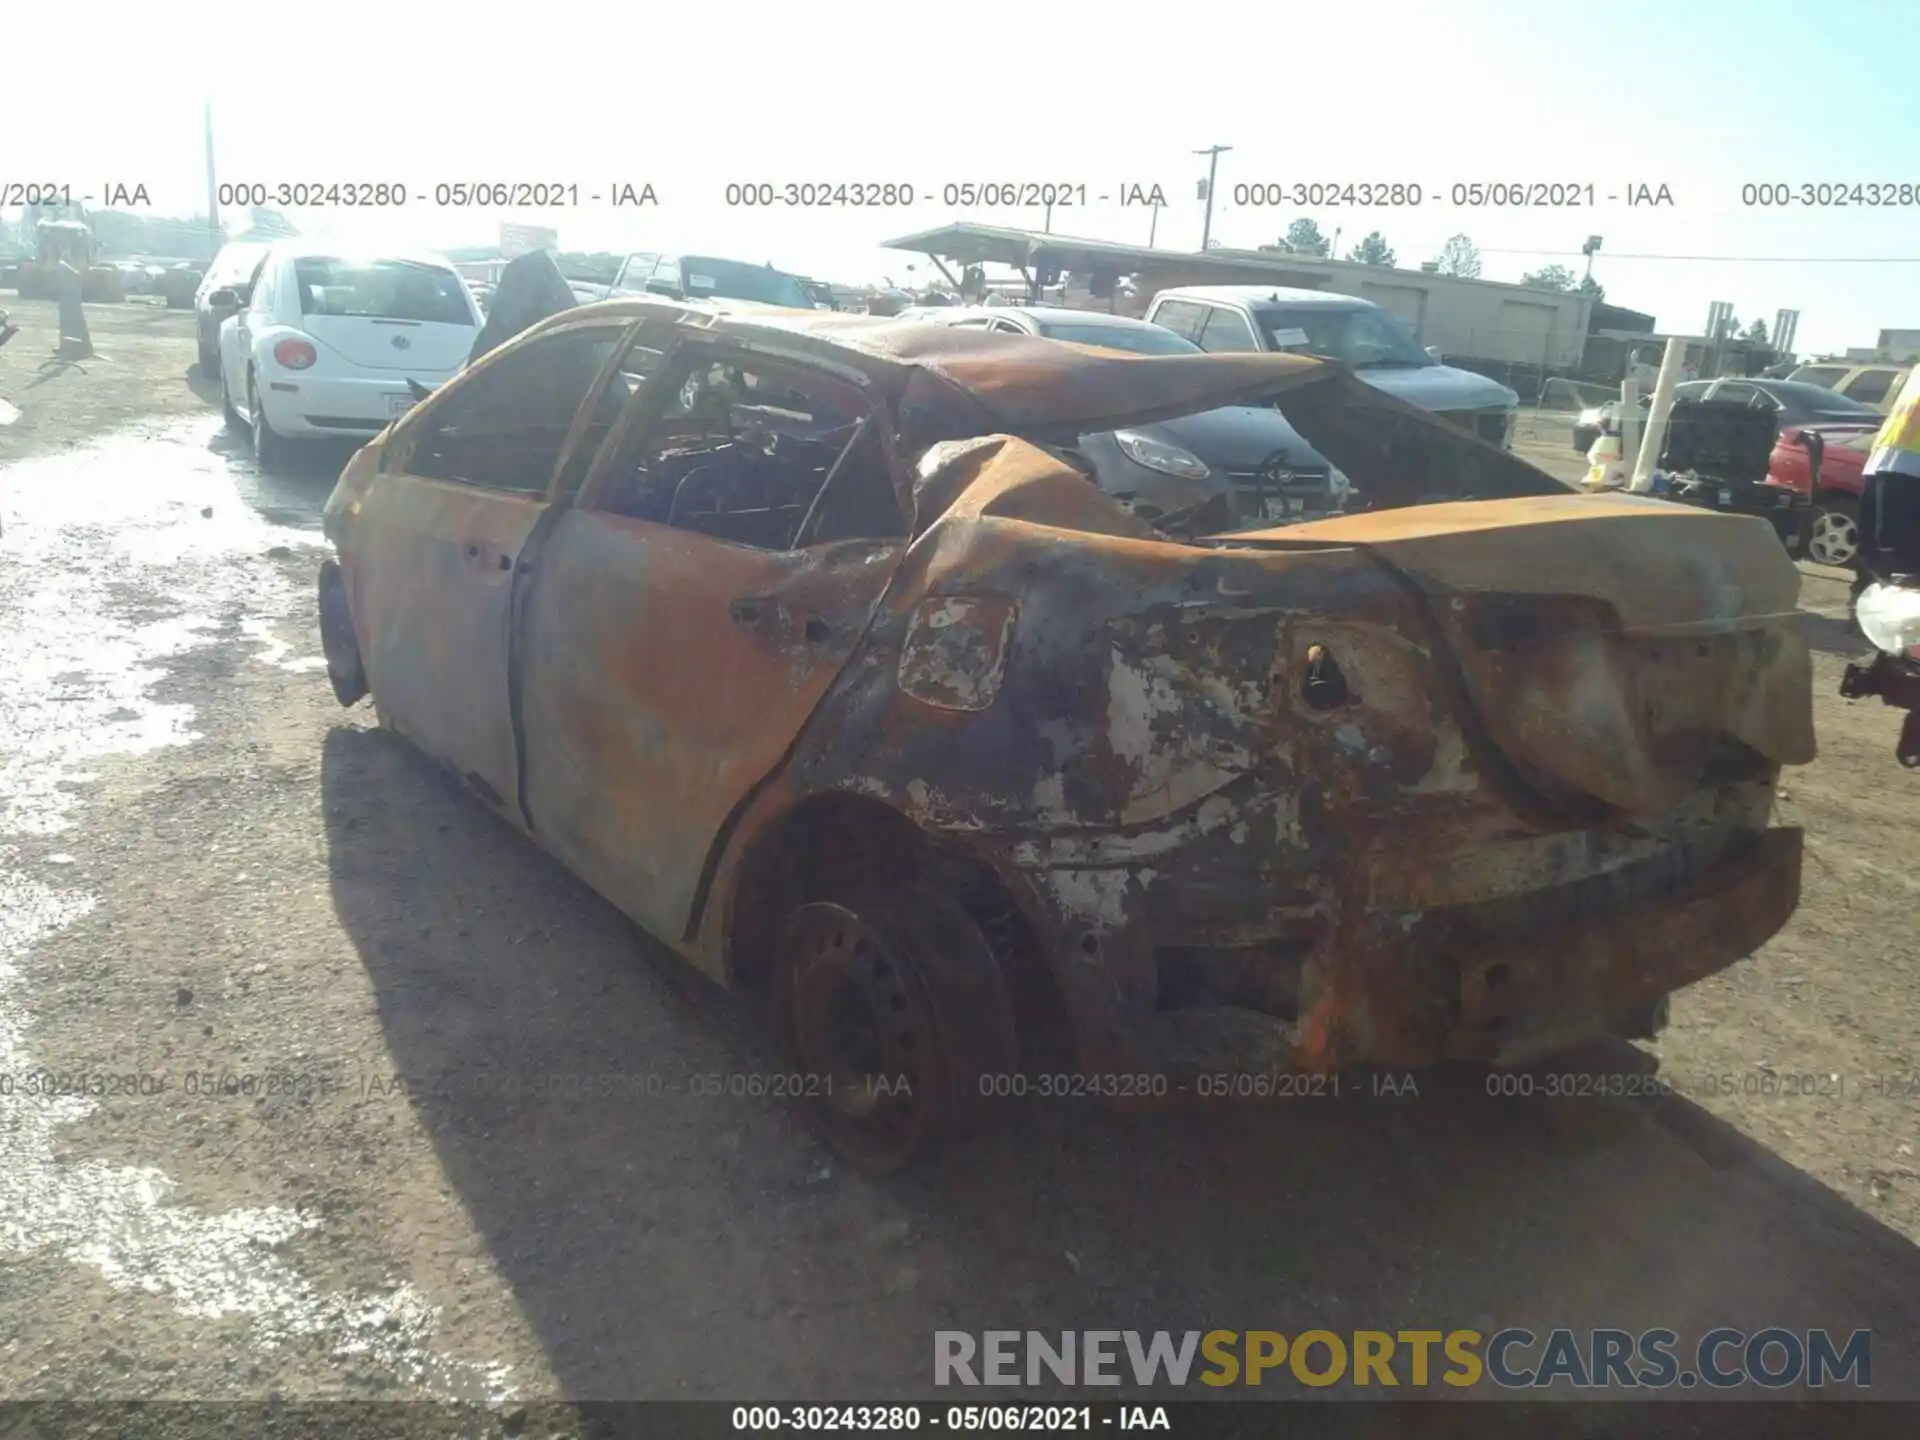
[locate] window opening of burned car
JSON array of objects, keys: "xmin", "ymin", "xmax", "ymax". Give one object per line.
[
  {"xmin": 553, "ymin": 326, "xmax": 675, "ymax": 496},
  {"xmin": 589, "ymin": 347, "xmax": 904, "ymax": 549},
  {"xmin": 406, "ymin": 325, "xmax": 628, "ymax": 493}
]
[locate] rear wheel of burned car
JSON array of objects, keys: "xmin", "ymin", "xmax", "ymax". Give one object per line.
[{"xmin": 771, "ymin": 882, "xmax": 1018, "ymax": 1173}]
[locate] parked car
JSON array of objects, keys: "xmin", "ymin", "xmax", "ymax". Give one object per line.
[
  {"xmin": 1573, "ymin": 378, "xmax": 1881, "ymax": 453},
  {"xmin": 905, "ymin": 305, "xmax": 1347, "ymax": 532},
  {"xmin": 214, "ymin": 244, "xmax": 481, "ymax": 472},
  {"xmin": 193, "ymin": 241, "xmax": 273, "ymax": 371},
  {"xmin": 316, "ymin": 297, "xmax": 1814, "ymax": 1169},
  {"xmin": 1789, "ymin": 361, "xmax": 1912, "ymax": 413},
  {"xmin": 1146, "ymin": 285, "xmax": 1521, "ymax": 446},
  {"xmin": 157, "ymin": 262, "xmax": 204, "ymax": 311},
  {"xmin": 1767, "ymin": 423, "xmax": 1880, "ymax": 567},
  {"xmin": 608, "ymin": 251, "xmax": 813, "ymax": 309}
]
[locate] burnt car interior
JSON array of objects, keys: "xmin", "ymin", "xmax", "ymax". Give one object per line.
[{"xmin": 593, "ymin": 350, "xmax": 906, "ymax": 549}]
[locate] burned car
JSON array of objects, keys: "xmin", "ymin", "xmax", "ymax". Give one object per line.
[{"xmin": 318, "ymin": 301, "xmax": 1815, "ymax": 1169}]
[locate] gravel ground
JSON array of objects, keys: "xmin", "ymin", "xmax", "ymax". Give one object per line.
[{"xmin": 1, "ymin": 300, "xmax": 1915, "ymax": 1434}]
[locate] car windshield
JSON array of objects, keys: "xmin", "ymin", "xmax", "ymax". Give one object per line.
[
  {"xmin": 681, "ymin": 258, "xmax": 812, "ymax": 308},
  {"xmin": 1254, "ymin": 306, "xmax": 1433, "ymax": 368},
  {"xmin": 294, "ymin": 258, "xmax": 474, "ymax": 325},
  {"xmin": 1035, "ymin": 320, "xmax": 1201, "ymax": 356}
]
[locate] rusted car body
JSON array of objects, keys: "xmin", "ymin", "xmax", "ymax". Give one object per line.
[{"xmin": 320, "ymin": 299, "xmax": 1815, "ymax": 1167}]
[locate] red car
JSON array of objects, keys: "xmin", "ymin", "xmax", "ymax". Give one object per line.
[{"xmin": 1769, "ymin": 423, "xmax": 1879, "ymax": 568}]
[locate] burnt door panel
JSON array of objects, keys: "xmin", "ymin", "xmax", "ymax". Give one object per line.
[
  {"xmin": 353, "ymin": 476, "xmax": 543, "ymax": 811},
  {"xmin": 517, "ymin": 514, "xmax": 898, "ymax": 956}
]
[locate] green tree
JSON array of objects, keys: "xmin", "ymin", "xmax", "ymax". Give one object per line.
[
  {"xmin": 1520, "ymin": 263, "xmax": 1578, "ymax": 290},
  {"xmin": 1435, "ymin": 233, "xmax": 1482, "ymax": 278},
  {"xmin": 1347, "ymin": 231, "xmax": 1396, "ymax": 266},
  {"xmin": 1282, "ymin": 218, "xmax": 1331, "ymax": 257},
  {"xmin": 1576, "ymin": 274, "xmax": 1606, "ymax": 303},
  {"xmin": 1742, "ymin": 317, "xmax": 1770, "ymax": 344}
]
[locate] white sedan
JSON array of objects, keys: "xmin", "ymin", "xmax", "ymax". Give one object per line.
[{"xmin": 215, "ymin": 246, "xmax": 482, "ymax": 470}]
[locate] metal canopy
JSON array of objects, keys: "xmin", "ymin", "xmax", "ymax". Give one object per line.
[{"xmin": 880, "ymin": 223, "xmax": 1332, "ymax": 282}]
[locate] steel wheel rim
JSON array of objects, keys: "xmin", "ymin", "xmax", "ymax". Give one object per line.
[
  {"xmin": 1808, "ymin": 508, "xmax": 1858, "ymax": 567},
  {"xmin": 784, "ymin": 904, "xmax": 937, "ymax": 1163}
]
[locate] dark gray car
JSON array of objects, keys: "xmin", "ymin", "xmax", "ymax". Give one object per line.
[
  {"xmin": 192, "ymin": 241, "xmax": 273, "ymax": 372},
  {"xmin": 903, "ymin": 306, "xmax": 1347, "ymax": 533},
  {"xmin": 1572, "ymin": 377, "xmax": 1882, "ymax": 452}
]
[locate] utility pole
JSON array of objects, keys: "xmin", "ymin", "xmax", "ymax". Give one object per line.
[
  {"xmin": 1194, "ymin": 144, "xmax": 1232, "ymax": 251},
  {"xmin": 204, "ymin": 99, "xmax": 220, "ymax": 255},
  {"xmin": 1044, "ymin": 199, "xmax": 1053, "ymax": 234},
  {"xmin": 1148, "ymin": 202, "xmax": 1160, "ymax": 248}
]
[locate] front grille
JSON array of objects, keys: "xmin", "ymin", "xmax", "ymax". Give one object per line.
[
  {"xmin": 1436, "ymin": 409, "xmax": 1513, "ymax": 446},
  {"xmin": 1230, "ymin": 465, "xmax": 1335, "ymax": 526}
]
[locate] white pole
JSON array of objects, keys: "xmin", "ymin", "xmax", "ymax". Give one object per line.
[
  {"xmin": 1629, "ymin": 337, "xmax": 1687, "ymax": 493},
  {"xmin": 1618, "ymin": 376, "xmax": 1641, "ymax": 476}
]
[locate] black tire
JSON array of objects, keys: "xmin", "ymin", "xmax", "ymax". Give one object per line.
[
  {"xmin": 769, "ymin": 880, "xmax": 1018, "ymax": 1172},
  {"xmin": 198, "ymin": 334, "xmax": 219, "ymax": 374},
  {"xmin": 318, "ymin": 559, "xmax": 369, "ymax": 707},
  {"xmin": 219, "ymin": 364, "xmax": 243, "ymax": 429},
  {"xmin": 1806, "ymin": 494, "xmax": 1860, "ymax": 569},
  {"xmin": 250, "ymin": 371, "xmax": 292, "ymax": 473}
]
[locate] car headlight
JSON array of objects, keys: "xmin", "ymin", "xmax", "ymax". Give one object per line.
[
  {"xmin": 1114, "ymin": 429, "xmax": 1210, "ymax": 480},
  {"xmin": 1857, "ymin": 583, "xmax": 1920, "ymax": 657}
]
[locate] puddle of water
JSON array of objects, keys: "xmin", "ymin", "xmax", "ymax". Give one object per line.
[{"xmin": 0, "ymin": 419, "xmax": 513, "ymax": 1401}]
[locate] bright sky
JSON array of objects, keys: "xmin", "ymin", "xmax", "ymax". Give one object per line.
[{"xmin": 12, "ymin": 0, "xmax": 1918, "ymax": 354}]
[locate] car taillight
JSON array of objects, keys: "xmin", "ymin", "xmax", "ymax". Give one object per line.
[{"xmin": 273, "ymin": 338, "xmax": 317, "ymax": 370}]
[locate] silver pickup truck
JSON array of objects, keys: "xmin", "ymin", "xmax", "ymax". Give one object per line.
[{"xmin": 1146, "ymin": 285, "xmax": 1520, "ymax": 448}]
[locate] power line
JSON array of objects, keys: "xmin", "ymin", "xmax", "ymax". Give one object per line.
[{"xmin": 1465, "ymin": 247, "xmax": 1920, "ymax": 263}]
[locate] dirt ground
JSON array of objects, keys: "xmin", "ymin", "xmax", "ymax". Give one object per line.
[
  {"xmin": 1, "ymin": 298, "xmax": 1916, "ymax": 1435},
  {"xmin": 0, "ymin": 299, "xmax": 218, "ymax": 468}
]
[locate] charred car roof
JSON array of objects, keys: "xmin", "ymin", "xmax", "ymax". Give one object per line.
[{"xmin": 501, "ymin": 296, "xmax": 1574, "ymax": 505}]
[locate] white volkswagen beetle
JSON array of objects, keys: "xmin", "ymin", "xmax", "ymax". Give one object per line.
[{"xmin": 214, "ymin": 244, "xmax": 482, "ymax": 470}]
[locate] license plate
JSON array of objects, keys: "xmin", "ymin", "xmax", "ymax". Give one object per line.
[
  {"xmin": 386, "ymin": 393, "xmax": 414, "ymax": 417},
  {"xmin": 1718, "ymin": 488, "xmax": 1733, "ymax": 507},
  {"xmin": 1262, "ymin": 495, "xmax": 1302, "ymax": 521}
]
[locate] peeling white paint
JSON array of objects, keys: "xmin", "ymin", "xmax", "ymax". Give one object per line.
[
  {"xmin": 1106, "ymin": 650, "xmax": 1251, "ymax": 827},
  {"xmin": 898, "ymin": 597, "xmax": 1016, "ymax": 712},
  {"xmin": 1030, "ymin": 772, "xmax": 1074, "ymax": 828},
  {"xmin": 1041, "ymin": 868, "xmax": 1133, "ymax": 932}
]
